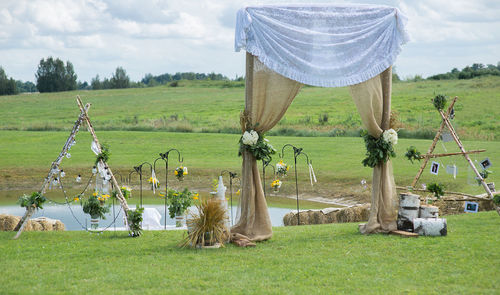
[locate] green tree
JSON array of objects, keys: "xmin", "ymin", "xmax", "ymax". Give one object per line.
[
  {"xmin": 0, "ymin": 67, "xmax": 18, "ymax": 95},
  {"xmin": 110, "ymin": 67, "xmax": 130, "ymax": 89},
  {"xmin": 35, "ymin": 57, "xmax": 77, "ymax": 93},
  {"xmin": 91, "ymin": 74, "xmax": 102, "ymax": 90}
]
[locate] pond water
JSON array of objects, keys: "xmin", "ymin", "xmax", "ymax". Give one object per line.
[{"xmin": 0, "ymin": 203, "xmax": 293, "ymax": 230}]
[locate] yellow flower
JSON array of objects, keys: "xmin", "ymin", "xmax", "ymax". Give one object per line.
[
  {"xmin": 159, "ymin": 193, "xmax": 165, "ymax": 197},
  {"xmin": 236, "ymin": 189, "xmax": 241, "ymax": 196},
  {"xmin": 93, "ymin": 192, "xmax": 97, "ymax": 197},
  {"xmin": 73, "ymin": 197, "xmax": 79, "ymax": 202},
  {"xmin": 174, "ymin": 170, "xmax": 178, "ymax": 175},
  {"xmin": 193, "ymin": 196, "xmax": 199, "ymax": 200},
  {"xmin": 102, "ymin": 194, "xmax": 110, "ymax": 199}
]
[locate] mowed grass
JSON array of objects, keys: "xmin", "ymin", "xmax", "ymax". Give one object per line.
[
  {"xmin": 0, "ymin": 131, "xmax": 498, "ymax": 200},
  {"xmin": 0, "ymin": 76, "xmax": 499, "ymax": 140},
  {"xmin": 1, "ymin": 211, "xmax": 499, "ymax": 294}
]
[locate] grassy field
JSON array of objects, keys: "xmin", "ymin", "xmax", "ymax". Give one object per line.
[
  {"xmin": 0, "ymin": 76, "xmax": 499, "ymax": 140},
  {"xmin": 1, "ymin": 211, "xmax": 499, "ymax": 294},
  {"xmin": 0, "ymin": 131, "xmax": 498, "ymax": 204}
]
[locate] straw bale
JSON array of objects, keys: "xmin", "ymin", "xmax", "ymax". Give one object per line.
[
  {"xmin": 0, "ymin": 214, "xmax": 21, "ymax": 231},
  {"xmin": 27, "ymin": 220, "xmax": 43, "ymax": 231},
  {"xmin": 336, "ymin": 207, "xmax": 356, "ymax": 223},
  {"xmin": 310, "ymin": 210, "xmax": 327, "ymax": 224},
  {"xmin": 434, "ymin": 199, "xmax": 494, "ymax": 216},
  {"xmin": 325, "ymin": 210, "xmax": 339, "ymax": 223},
  {"xmin": 53, "ymin": 220, "xmax": 66, "ymax": 231}
]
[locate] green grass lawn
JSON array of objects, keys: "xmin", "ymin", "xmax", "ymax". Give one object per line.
[
  {"xmin": 1, "ymin": 76, "xmax": 499, "ymax": 140},
  {"xmin": 1, "ymin": 131, "xmax": 498, "ymax": 203},
  {"xmin": 1, "ymin": 211, "xmax": 499, "ymax": 294}
]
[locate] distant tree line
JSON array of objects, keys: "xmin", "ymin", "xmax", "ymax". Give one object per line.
[
  {"xmin": 141, "ymin": 72, "xmax": 228, "ymax": 87},
  {"xmin": 0, "ymin": 67, "xmax": 18, "ymax": 95},
  {"xmin": 428, "ymin": 62, "xmax": 500, "ymax": 80}
]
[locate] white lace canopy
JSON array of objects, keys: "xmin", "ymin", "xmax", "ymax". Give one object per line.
[{"xmin": 235, "ymin": 4, "xmax": 409, "ymax": 87}]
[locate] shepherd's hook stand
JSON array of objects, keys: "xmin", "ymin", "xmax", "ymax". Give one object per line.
[
  {"xmin": 280, "ymin": 144, "xmax": 310, "ymax": 226},
  {"xmin": 133, "ymin": 162, "xmax": 153, "ymax": 208},
  {"xmin": 154, "ymin": 149, "xmax": 183, "ymax": 230},
  {"xmin": 221, "ymin": 170, "xmax": 238, "ymax": 227},
  {"xmin": 262, "ymin": 158, "xmax": 276, "ymax": 198}
]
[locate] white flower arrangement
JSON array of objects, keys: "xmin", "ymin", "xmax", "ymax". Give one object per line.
[
  {"xmin": 276, "ymin": 160, "xmax": 289, "ymax": 177},
  {"xmin": 382, "ymin": 129, "xmax": 398, "ymax": 146},
  {"xmin": 242, "ymin": 130, "xmax": 259, "ymax": 146}
]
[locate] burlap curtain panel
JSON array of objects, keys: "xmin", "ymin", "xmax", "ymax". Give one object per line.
[
  {"xmin": 231, "ymin": 54, "xmax": 302, "ymax": 241},
  {"xmin": 349, "ymin": 67, "xmax": 398, "ymax": 233}
]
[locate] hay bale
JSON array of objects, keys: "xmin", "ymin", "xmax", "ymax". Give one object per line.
[
  {"xmin": 0, "ymin": 214, "xmax": 21, "ymax": 231},
  {"xmin": 310, "ymin": 210, "xmax": 327, "ymax": 224},
  {"xmin": 325, "ymin": 210, "xmax": 339, "ymax": 223},
  {"xmin": 53, "ymin": 220, "xmax": 65, "ymax": 231},
  {"xmin": 26, "ymin": 220, "xmax": 43, "ymax": 231},
  {"xmin": 282, "ymin": 212, "xmax": 294, "ymax": 226},
  {"xmin": 435, "ymin": 199, "xmax": 495, "ymax": 216},
  {"xmin": 359, "ymin": 204, "xmax": 370, "ymax": 220},
  {"xmin": 337, "ymin": 207, "xmax": 356, "ymax": 223}
]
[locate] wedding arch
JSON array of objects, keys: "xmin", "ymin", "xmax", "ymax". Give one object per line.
[{"xmin": 231, "ymin": 4, "xmax": 409, "ymax": 240}]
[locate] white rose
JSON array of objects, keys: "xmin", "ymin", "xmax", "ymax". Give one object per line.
[
  {"xmin": 250, "ymin": 130, "xmax": 259, "ymax": 143},
  {"xmin": 242, "ymin": 130, "xmax": 259, "ymax": 146},
  {"xmin": 383, "ymin": 129, "xmax": 398, "ymax": 145}
]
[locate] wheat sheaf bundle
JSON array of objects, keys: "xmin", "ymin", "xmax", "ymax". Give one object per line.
[{"xmin": 182, "ymin": 198, "xmax": 229, "ymax": 248}]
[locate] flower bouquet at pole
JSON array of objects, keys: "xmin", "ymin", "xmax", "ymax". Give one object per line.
[
  {"xmin": 271, "ymin": 179, "xmax": 282, "ymax": 193},
  {"xmin": 148, "ymin": 175, "xmax": 160, "ymax": 192},
  {"xmin": 276, "ymin": 160, "xmax": 289, "ymax": 177},
  {"xmin": 166, "ymin": 188, "xmax": 198, "ymax": 227},
  {"xmin": 174, "ymin": 166, "xmax": 188, "ymax": 181}
]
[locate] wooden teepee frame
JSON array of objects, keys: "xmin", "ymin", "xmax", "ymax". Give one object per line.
[
  {"xmin": 13, "ymin": 96, "xmax": 130, "ymax": 239},
  {"xmin": 411, "ymin": 96, "xmax": 494, "ymax": 199}
]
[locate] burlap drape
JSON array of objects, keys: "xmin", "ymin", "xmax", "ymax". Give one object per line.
[
  {"xmin": 231, "ymin": 53, "xmax": 302, "ymax": 241},
  {"xmin": 349, "ymin": 67, "xmax": 398, "ymax": 234}
]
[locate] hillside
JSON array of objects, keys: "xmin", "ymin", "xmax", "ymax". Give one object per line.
[{"xmin": 1, "ymin": 76, "xmax": 499, "ymax": 141}]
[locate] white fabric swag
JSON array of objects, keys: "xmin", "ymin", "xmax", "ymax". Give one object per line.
[{"xmin": 235, "ymin": 4, "xmax": 409, "ymax": 88}]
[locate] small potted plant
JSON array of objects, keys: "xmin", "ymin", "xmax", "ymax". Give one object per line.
[
  {"xmin": 82, "ymin": 193, "xmax": 111, "ymax": 229},
  {"xmin": 166, "ymin": 188, "xmax": 198, "ymax": 227}
]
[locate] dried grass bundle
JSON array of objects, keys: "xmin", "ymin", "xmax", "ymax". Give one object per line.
[{"xmin": 182, "ymin": 198, "xmax": 229, "ymax": 248}]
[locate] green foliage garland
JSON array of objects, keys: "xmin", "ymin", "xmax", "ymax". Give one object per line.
[
  {"xmin": 82, "ymin": 195, "xmax": 110, "ymax": 219},
  {"xmin": 428, "ymin": 182, "xmax": 445, "ymax": 199},
  {"xmin": 477, "ymin": 169, "xmax": 491, "ymax": 185},
  {"xmin": 95, "ymin": 143, "xmax": 110, "ymax": 165},
  {"xmin": 405, "ymin": 146, "xmax": 422, "ymax": 164},
  {"xmin": 493, "ymin": 194, "xmax": 500, "ymax": 205},
  {"xmin": 433, "ymin": 94, "xmax": 447, "ymax": 111},
  {"xmin": 361, "ymin": 131, "xmax": 396, "ymax": 168},
  {"xmin": 18, "ymin": 191, "xmax": 46, "ymax": 210},
  {"xmin": 127, "ymin": 206, "xmax": 144, "ymax": 237}
]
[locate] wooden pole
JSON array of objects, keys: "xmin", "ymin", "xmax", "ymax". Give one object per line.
[
  {"xmin": 13, "ymin": 104, "xmax": 90, "ymax": 239},
  {"xmin": 438, "ymin": 110, "xmax": 494, "ymax": 199},
  {"xmin": 419, "ymin": 149, "xmax": 486, "ymax": 159},
  {"xmin": 76, "ymin": 97, "xmax": 130, "ymax": 221},
  {"xmin": 411, "ymin": 97, "xmax": 458, "ymax": 187}
]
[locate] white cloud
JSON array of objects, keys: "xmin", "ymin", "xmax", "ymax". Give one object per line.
[{"xmin": 0, "ymin": 0, "xmax": 499, "ymax": 83}]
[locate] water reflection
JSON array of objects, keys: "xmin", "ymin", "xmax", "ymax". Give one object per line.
[{"xmin": 0, "ymin": 204, "xmax": 292, "ymax": 230}]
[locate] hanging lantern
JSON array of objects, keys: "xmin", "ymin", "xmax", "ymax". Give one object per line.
[
  {"xmin": 103, "ymin": 178, "xmax": 108, "ymax": 185},
  {"xmin": 52, "ymin": 178, "xmax": 59, "ymax": 186},
  {"xmin": 66, "ymin": 153, "xmax": 71, "ymax": 159},
  {"xmin": 92, "ymin": 166, "xmax": 97, "ymax": 174},
  {"xmin": 76, "ymin": 174, "xmax": 82, "ymax": 183},
  {"xmin": 105, "ymin": 172, "xmax": 111, "ymax": 181},
  {"xmin": 60, "ymin": 170, "xmax": 66, "ymax": 178}
]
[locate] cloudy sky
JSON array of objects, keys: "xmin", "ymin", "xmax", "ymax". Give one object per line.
[{"xmin": 1, "ymin": 0, "xmax": 499, "ymax": 83}]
